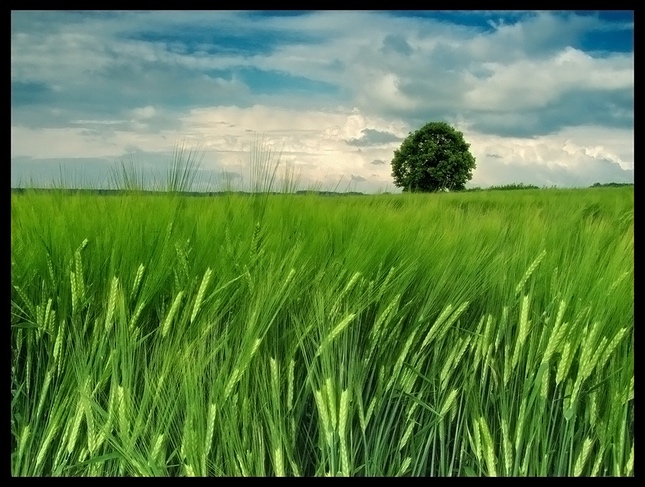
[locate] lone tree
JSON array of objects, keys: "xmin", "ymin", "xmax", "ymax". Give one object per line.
[{"xmin": 391, "ymin": 121, "xmax": 476, "ymax": 192}]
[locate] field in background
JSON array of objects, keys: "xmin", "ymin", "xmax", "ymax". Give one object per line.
[{"xmin": 11, "ymin": 186, "xmax": 633, "ymax": 476}]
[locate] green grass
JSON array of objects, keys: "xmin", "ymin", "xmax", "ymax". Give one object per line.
[{"xmin": 11, "ymin": 179, "xmax": 633, "ymax": 476}]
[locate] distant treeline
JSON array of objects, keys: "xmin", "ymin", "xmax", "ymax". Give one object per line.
[
  {"xmin": 590, "ymin": 182, "xmax": 634, "ymax": 188},
  {"xmin": 465, "ymin": 182, "xmax": 634, "ymax": 192},
  {"xmin": 11, "ymin": 182, "xmax": 633, "ymax": 197},
  {"xmin": 465, "ymin": 183, "xmax": 540, "ymax": 191},
  {"xmin": 9, "ymin": 188, "xmax": 368, "ymax": 197}
]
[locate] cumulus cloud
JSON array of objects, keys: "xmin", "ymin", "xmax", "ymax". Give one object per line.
[
  {"xmin": 11, "ymin": 11, "xmax": 633, "ymax": 192},
  {"xmin": 346, "ymin": 128, "xmax": 402, "ymax": 147},
  {"xmin": 380, "ymin": 33, "xmax": 414, "ymax": 56},
  {"xmin": 464, "ymin": 124, "xmax": 633, "ymax": 188}
]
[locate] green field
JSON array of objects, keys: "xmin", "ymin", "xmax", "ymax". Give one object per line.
[{"xmin": 11, "ymin": 186, "xmax": 634, "ymax": 476}]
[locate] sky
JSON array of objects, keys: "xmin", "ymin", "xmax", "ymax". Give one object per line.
[{"xmin": 11, "ymin": 10, "xmax": 634, "ymax": 193}]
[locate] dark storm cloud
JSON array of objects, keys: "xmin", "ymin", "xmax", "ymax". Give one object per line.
[
  {"xmin": 468, "ymin": 87, "xmax": 633, "ymax": 138},
  {"xmin": 380, "ymin": 33, "xmax": 414, "ymax": 56},
  {"xmin": 346, "ymin": 129, "xmax": 402, "ymax": 147}
]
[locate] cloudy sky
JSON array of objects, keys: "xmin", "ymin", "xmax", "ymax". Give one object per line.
[{"xmin": 11, "ymin": 10, "xmax": 634, "ymax": 192}]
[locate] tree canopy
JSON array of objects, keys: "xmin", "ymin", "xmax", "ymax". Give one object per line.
[{"xmin": 391, "ymin": 122, "xmax": 476, "ymax": 192}]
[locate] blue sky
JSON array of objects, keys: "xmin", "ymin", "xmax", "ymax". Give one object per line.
[{"xmin": 11, "ymin": 10, "xmax": 634, "ymax": 192}]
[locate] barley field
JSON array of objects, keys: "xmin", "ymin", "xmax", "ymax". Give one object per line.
[{"xmin": 11, "ymin": 183, "xmax": 633, "ymax": 476}]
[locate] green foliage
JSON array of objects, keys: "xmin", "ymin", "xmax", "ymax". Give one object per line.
[
  {"xmin": 391, "ymin": 121, "xmax": 476, "ymax": 193},
  {"xmin": 11, "ymin": 185, "xmax": 633, "ymax": 476},
  {"xmin": 591, "ymin": 182, "xmax": 633, "ymax": 188},
  {"xmin": 488, "ymin": 183, "xmax": 540, "ymax": 191}
]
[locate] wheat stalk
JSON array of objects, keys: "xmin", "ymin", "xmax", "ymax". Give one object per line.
[
  {"xmin": 150, "ymin": 433, "xmax": 165, "ymax": 464},
  {"xmin": 325, "ymin": 377, "xmax": 338, "ymax": 433},
  {"xmin": 184, "ymin": 463, "xmax": 196, "ymax": 477},
  {"xmin": 568, "ymin": 335, "xmax": 608, "ymax": 416},
  {"xmin": 330, "ymin": 272, "xmax": 361, "ymax": 316},
  {"xmin": 398, "ymin": 457, "xmax": 412, "ymax": 476},
  {"xmin": 590, "ymin": 445, "xmax": 605, "ymax": 476},
  {"xmin": 624, "ymin": 442, "xmax": 634, "ymax": 476},
  {"xmin": 35, "ymin": 366, "xmax": 54, "ymax": 423},
  {"xmin": 181, "ymin": 420, "xmax": 196, "ymax": 468},
  {"xmin": 161, "ymin": 291, "xmax": 185, "ymax": 338},
  {"xmin": 440, "ymin": 335, "xmax": 471, "ymax": 389},
  {"xmin": 314, "ymin": 388, "xmax": 333, "ymax": 448},
  {"xmin": 272, "ymin": 445, "xmax": 285, "ymax": 477},
  {"xmin": 116, "ymin": 385, "xmax": 128, "ymax": 437},
  {"xmin": 440, "ymin": 301, "xmax": 470, "ymax": 342},
  {"xmin": 540, "ymin": 368, "xmax": 550, "ymax": 399},
  {"xmin": 315, "ymin": 313, "xmax": 356, "ymax": 357},
  {"xmin": 385, "ymin": 329, "xmax": 418, "ymax": 393},
  {"xmin": 191, "ymin": 268, "xmax": 212, "ymax": 324},
  {"xmin": 53, "ymin": 319, "xmax": 65, "ymax": 376},
  {"xmin": 608, "ymin": 270, "xmax": 630, "ymax": 292},
  {"xmin": 396, "ymin": 369, "xmax": 414, "ymax": 396},
  {"xmin": 541, "ymin": 301, "xmax": 568, "ymax": 366},
  {"xmin": 511, "ymin": 294, "xmax": 532, "ymax": 372},
  {"xmin": 514, "ymin": 398, "xmax": 527, "ymax": 454},
  {"xmin": 70, "ymin": 271, "xmax": 78, "ymax": 316},
  {"xmin": 377, "ymin": 265, "xmax": 396, "ymax": 301},
  {"xmin": 287, "ymin": 359, "xmax": 295, "ymax": 413},
  {"xmin": 81, "ymin": 378, "xmax": 97, "ymax": 455},
  {"xmin": 74, "ymin": 242, "xmax": 87, "ymax": 306},
  {"xmin": 479, "ymin": 416, "xmax": 497, "ymax": 477},
  {"xmin": 555, "ymin": 340, "xmax": 575, "ymax": 386},
  {"xmin": 105, "ymin": 276, "xmax": 119, "ymax": 334},
  {"xmin": 501, "ymin": 417, "xmax": 513, "ymax": 475},
  {"xmin": 16, "ymin": 424, "xmax": 30, "ymax": 469},
  {"xmin": 471, "ymin": 416, "xmax": 482, "ymax": 464},
  {"xmin": 595, "ymin": 327, "xmax": 629, "ymax": 371},
  {"xmin": 131, "ymin": 263, "xmax": 145, "ymax": 297},
  {"xmin": 42, "ymin": 298, "xmax": 53, "ymax": 334},
  {"xmin": 587, "ymin": 390, "xmax": 598, "ymax": 426},
  {"xmin": 338, "ymin": 388, "xmax": 351, "ymax": 476},
  {"xmin": 47, "ymin": 308, "xmax": 56, "ymax": 336},
  {"xmin": 478, "ymin": 314, "xmax": 494, "ymax": 364},
  {"xmin": 366, "ymin": 293, "xmax": 400, "ymax": 363},
  {"xmin": 439, "ymin": 389, "xmax": 458, "ymax": 418},
  {"xmin": 223, "ymin": 337, "xmax": 262, "ymax": 400},
  {"xmin": 46, "ymin": 251, "xmax": 56, "ymax": 286},
  {"xmin": 204, "ymin": 403, "xmax": 217, "ymax": 458},
  {"xmin": 419, "ymin": 304, "xmax": 453, "ymax": 349},
  {"xmin": 573, "ymin": 437, "xmax": 594, "ymax": 476},
  {"xmin": 398, "ymin": 417, "xmax": 417, "ymax": 452},
  {"xmin": 515, "ymin": 249, "xmax": 546, "ymax": 296},
  {"xmin": 129, "ymin": 299, "xmax": 146, "ymax": 330},
  {"xmin": 519, "ymin": 443, "xmax": 532, "ymax": 476},
  {"xmin": 66, "ymin": 403, "xmax": 84, "ymax": 454},
  {"xmin": 35, "ymin": 422, "xmax": 60, "ymax": 472}
]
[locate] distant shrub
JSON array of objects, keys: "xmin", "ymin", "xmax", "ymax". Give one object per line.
[
  {"xmin": 391, "ymin": 121, "xmax": 476, "ymax": 193},
  {"xmin": 488, "ymin": 183, "xmax": 539, "ymax": 191},
  {"xmin": 591, "ymin": 182, "xmax": 634, "ymax": 188}
]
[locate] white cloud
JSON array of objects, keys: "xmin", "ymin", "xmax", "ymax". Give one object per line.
[
  {"xmin": 131, "ymin": 105, "xmax": 156, "ymax": 119},
  {"xmin": 10, "ymin": 11, "xmax": 634, "ymax": 191},
  {"xmin": 463, "ymin": 48, "xmax": 633, "ymax": 111},
  {"xmin": 463, "ymin": 124, "xmax": 633, "ymax": 187}
]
